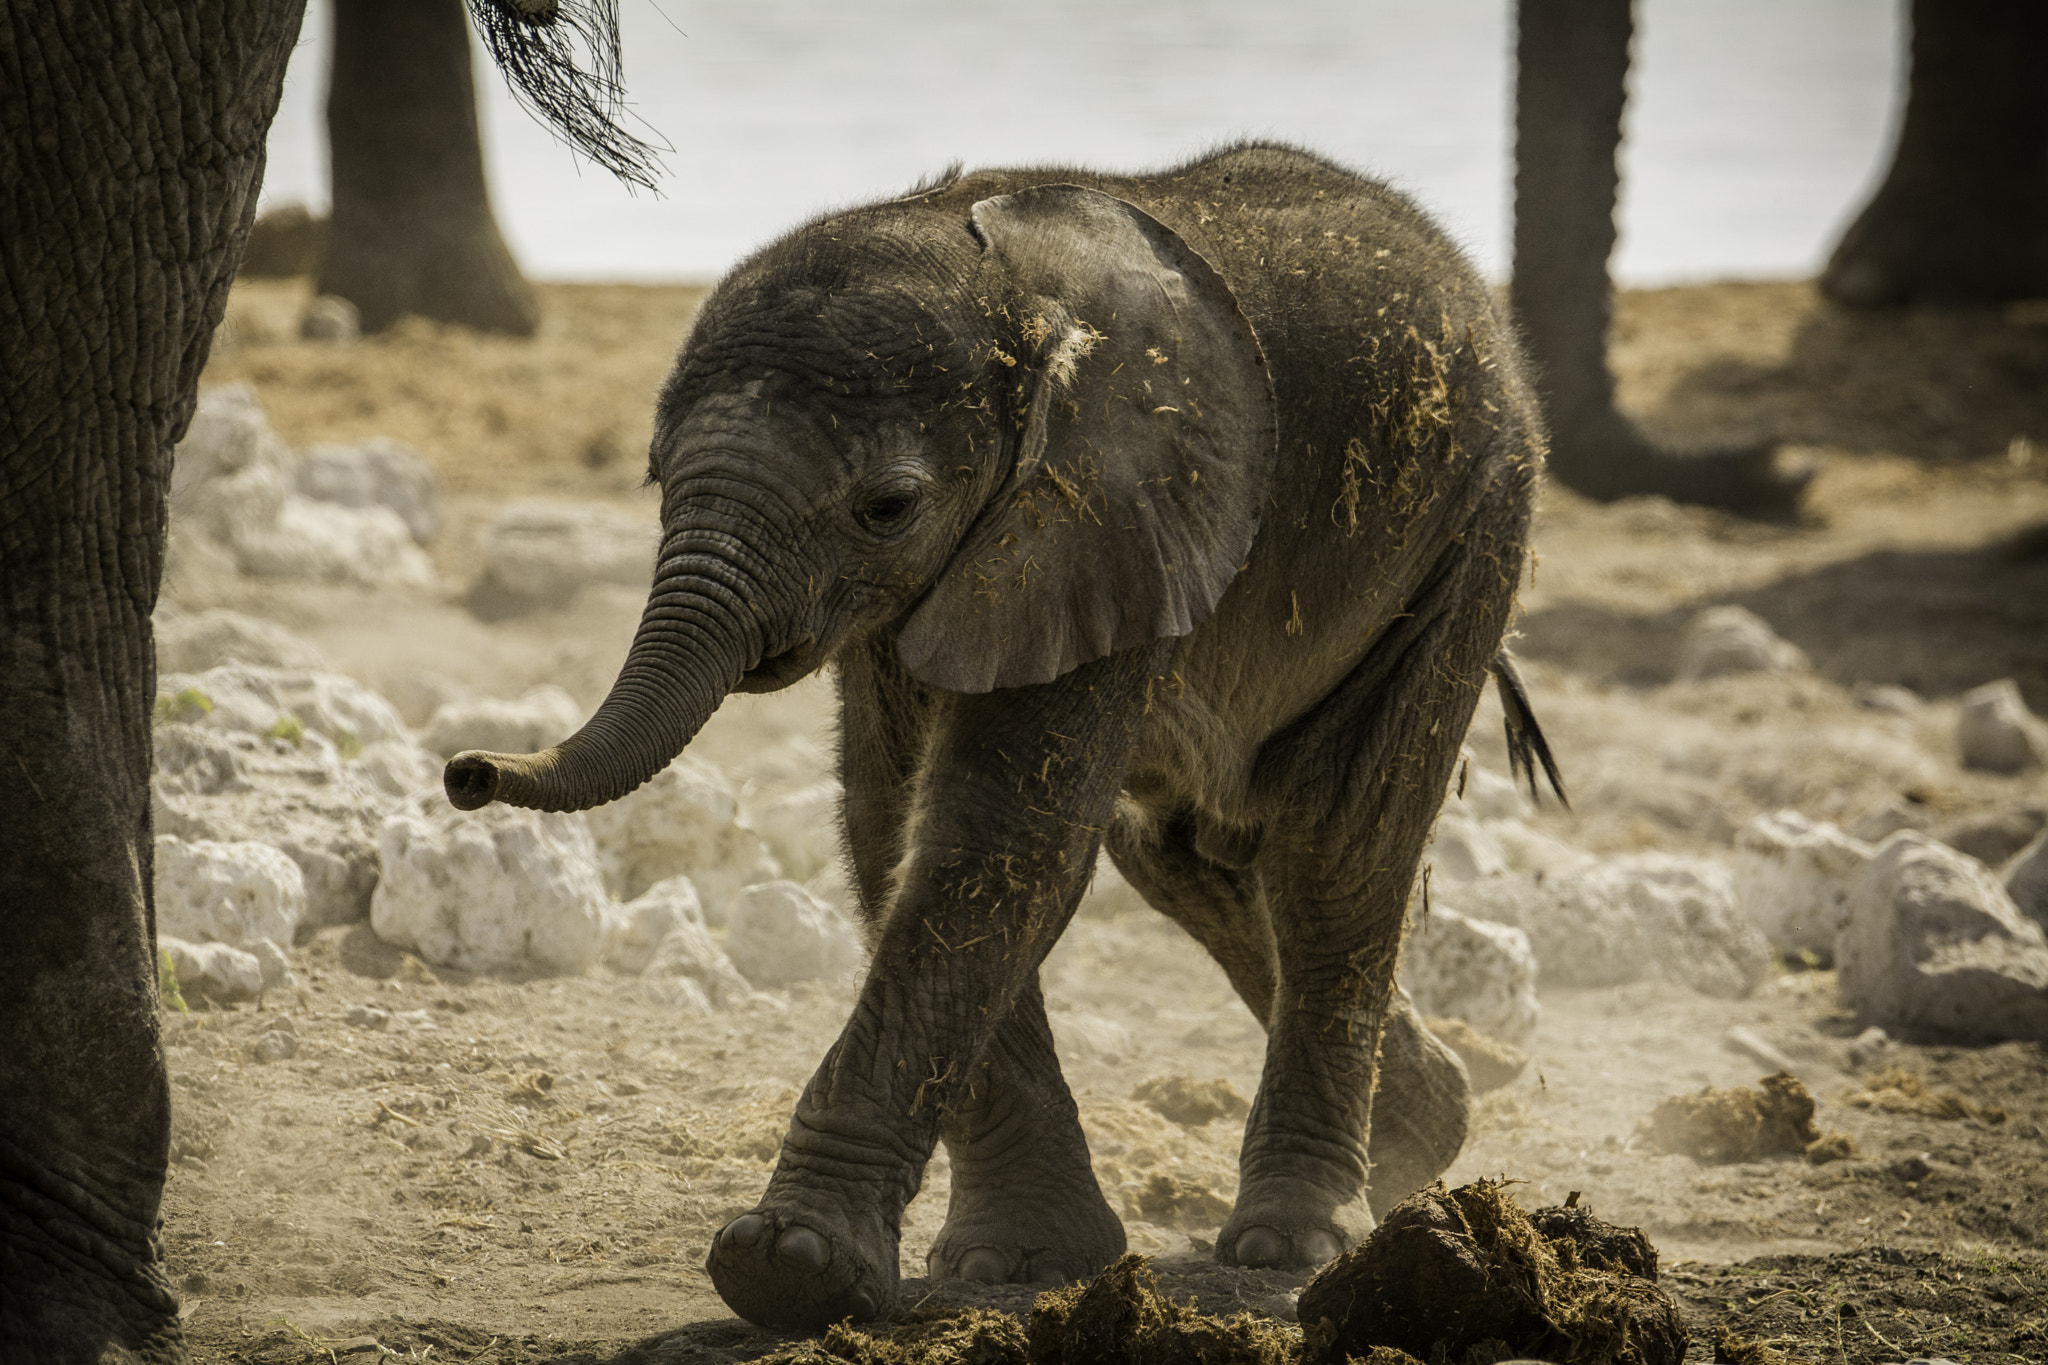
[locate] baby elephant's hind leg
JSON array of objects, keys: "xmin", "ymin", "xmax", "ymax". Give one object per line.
[
  {"xmin": 1370, "ymin": 992, "xmax": 1471, "ymax": 1215},
  {"xmin": 1106, "ymin": 808, "xmax": 1468, "ymax": 1218},
  {"xmin": 1221, "ymin": 601, "xmax": 1497, "ymax": 1269}
]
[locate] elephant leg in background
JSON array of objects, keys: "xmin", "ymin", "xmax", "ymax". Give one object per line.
[
  {"xmin": 1823, "ymin": 0, "xmax": 2048, "ymax": 307},
  {"xmin": 835, "ymin": 652, "xmax": 1122, "ymax": 1290},
  {"xmin": 1216, "ymin": 572, "xmax": 1498, "ymax": 1271},
  {"xmin": 1105, "ymin": 809, "xmax": 1468, "ymax": 1224},
  {"xmin": 1512, "ymin": 0, "xmax": 1807, "ymax": 518},
  {"xmin": 706, "ymin": 648, "xmax": 1164, "ymax": 1329},
  {"xmin": 1, "ymin": 5, "xmax": 305, "ymax": 1360}
]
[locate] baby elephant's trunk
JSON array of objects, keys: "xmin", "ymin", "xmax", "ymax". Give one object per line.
[{"xmin": 444, "ymin": 561, "xmax": 760, "ymax": 812}]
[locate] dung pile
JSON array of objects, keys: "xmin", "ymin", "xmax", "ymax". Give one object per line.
[
  {"xmin": 749, "ymin": 1258, "xmax": 1296, "ymax": 1365},
  {"xmin": 1843, "ymin": 1065, "xmax": 2008, "ymax": 1124},
  {"xmin": 751, "ymin": 1307, "xmax": 1030, "ymax": 1365},
  {"xmin": 1638, "ymin": 1073, "xmax": 1855, "ymax": 1164},
  {"xmin": 1029, "ymin": 1254, "xmax": 1296, "ymax": 1365},
  {"xmin": 1296, "ymin": 1179, "xmax": 1685, "ymax": 1365}
]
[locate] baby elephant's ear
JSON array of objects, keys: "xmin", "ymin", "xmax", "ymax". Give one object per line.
[{"xmin": 898, "ymin": 184, "xmax": 1278, "ymax": 693}]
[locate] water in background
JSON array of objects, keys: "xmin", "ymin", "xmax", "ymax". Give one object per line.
[{"xmin": 259, "ymin": 0, "xmax": 1901, "ymax": 285}]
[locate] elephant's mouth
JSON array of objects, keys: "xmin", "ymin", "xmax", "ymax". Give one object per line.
[{"xmin": 736, "ymin": 637, "xmax": 818, "ymax": 693}]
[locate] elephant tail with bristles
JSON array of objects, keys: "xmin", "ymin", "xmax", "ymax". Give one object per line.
[{"xmin": 1491, "ymin": 650, "xmax": 1567, "ymax": 807}]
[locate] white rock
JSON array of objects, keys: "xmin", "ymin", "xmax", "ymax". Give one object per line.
[
  {"xmin": 1487, "ymin": 820, "xmax": 1596, "ymax": 879},
  {"xmin": 641, "ymin": 894, "xmax": 754, "ymax": 1007},
  {"xmin": 1853, "ymin": 682, "xmax": 1922, "ymax": 716},
  {"xmin": 300, "ymin": 294, "xmax": 360, "ymax": 343},
  {"xmin": 380, "ymin": 670, "xmax": 471, "ymax": 730},
  {"xmin": 2005, "ymin": 829, "xmax": 2048, "ymax": 932},
  {"xmin": 155, "ymin": 608, "xmax": 326, "ymax": 675},
  {"xmin": 1445, "ymin": 759, "xmax": 1532, "ymax": 823},
  {"xmin": 153, "ymin": 836, "xmax": 306, "ymax": 950},
  {"xmin": 218, "ymin": 465, "xmax": 433, "ymax": 588},
  {"xmin": 296, "ymin": 438, "xmax": 440, "ymax": 545},
  {"xmin": 605, "ymin": 875, "xmax": 704, "ymax": 976},
  {"xmin": 1730, "ymin": 810, "xmax": 1877, "ymax": 959},
  {"xmin": 1838, "ymin": 831, "xmax": 2048, "ymax": 1041},
  {"xmin": 1426, "ymin": 812, "xmax": 1508, "ymax": 883},
  {"xmin": 1676, "ymin": 605, "xmax": 1807, "ymax": 681},
  {"xmin": 741, "ymin": 780, "xmax": 843, "ymax": 884},
  {"xmin": 422, "ymin": 686, "xmax": 584, "ymax": 760},
  {"xmin": 804, "ymin": 860, "xmax": 858, "ymax": 919},
  {"xmin": 352, "ymin": 738, "xmax": 442, "ymax": 798},
  {"xmin": 249, "ymin": 1029, "xmax": 299, "ymax": 1064},
  {"xmin": 158, "ymin": 664, "xmax": 409, "ymax": 750},
  {"xmin": 1398, "ymin": 907, "xmax": 1540, "ymax": 1045},
  {"xmin": 1446, "ymin": 853, "xmax": 1773, "ymax": 999},
  {"xmin": 472, "ymin": 499, "xmax": 658, "ymax": 616},
  {"xmin": 742, "ymin": 734, "xmax": 835, "ymax": 787},
  {"xmin": 249, "ymin": 937, "xmax": 294, "ymax": 991},
  {"xmin": 153, "ymin": 721, "xmax": 396, "ymax": 930},
  {"xmin": 722, "ymin": 880, "xmax": 864, "ymax": 988},
  {"xmin": 171, "ymin": 385, "xmax": 290, "ymax": 517},
  {"xmin": 1846, "ymin": 1025, "xmax": 1892, "ymax": 1068},
  {"xmin": 372, "ymin": 795, "xmax": 616, "ymax": 976},
  {"xmin": 161, "ymin": 935, "xmax": 266, "ymax": 1003},
  {"xmin": 584, "ymin": 756, "xmax": 781, "ymax": 917},
  {"xmin": 1957, "ymin": 679, "xmax": 2046, "ymax": 774}
]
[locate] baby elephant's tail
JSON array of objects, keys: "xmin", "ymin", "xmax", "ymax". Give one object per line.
[{"xmin": 1491, "ymin": 651, "xmax": 1568, "ymax": 807}]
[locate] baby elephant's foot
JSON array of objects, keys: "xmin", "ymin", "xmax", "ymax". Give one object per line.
[
  {"xmin": 705, "ymin": 1205, "xmax": 897, "ymax": 1330},
  {"xmin": 926, "ymin": 1182, "xmax": 1125, "ymax": 1287},
  {"xmin": 1217, "ymin": 1196, "xmax": 1370, "ymax": 1270}
]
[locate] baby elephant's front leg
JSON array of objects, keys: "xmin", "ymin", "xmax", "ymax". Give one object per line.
[{"xmin": 704, "ymin": 654, "xmax": 1157, "ymax": 1329}]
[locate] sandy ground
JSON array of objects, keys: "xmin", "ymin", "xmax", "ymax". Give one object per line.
[{"xmin": 164, "ymin": 276, "xmax": 2048, "ymax": 1363}]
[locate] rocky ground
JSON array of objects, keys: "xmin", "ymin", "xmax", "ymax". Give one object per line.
[{"xmin": 160, "ymin": 276, "xmax": 2048, "ymax": 1363}]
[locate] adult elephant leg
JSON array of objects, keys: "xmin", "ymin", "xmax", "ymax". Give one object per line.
[
  {"xmin": 1218, "ymin": 565, "xmax": 1500, "ymax": 1270},
  {"xmin": 0, "ymin": 5, "xmax": 305, "ymax": 1359},
  {"xmin": 1823, "ymin": 0, "xmax": 2048, "ymax": 307},
  {"xmin": 705, "ymin": 647, "xmax": 1166, "ymax": 1329},
  {"xmin": 1513, "ymin": 0, "xmax": 1807, "ymax": 517},
  {"xmin": 1105, "ymin": 808, "xmax": 1461, "ymax": 1216}
]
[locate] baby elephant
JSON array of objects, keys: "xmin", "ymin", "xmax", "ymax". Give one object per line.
[{"xmin": 446, "ymin": 141, "xmax": 1556, "ymax": 1329}]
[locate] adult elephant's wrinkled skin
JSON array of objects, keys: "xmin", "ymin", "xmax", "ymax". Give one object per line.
[
  {"xmin": 447, "ymin": 144, "xmax": 1557, "ymax": 1331},
  {"xmin": 0, "ymin": 5, "xmax": 638, "ymax": 1359}
]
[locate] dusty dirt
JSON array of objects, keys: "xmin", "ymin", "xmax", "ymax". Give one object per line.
[{"xmin": 167, "ymin": 277, "xmax": 2048, "ymax": 1362}]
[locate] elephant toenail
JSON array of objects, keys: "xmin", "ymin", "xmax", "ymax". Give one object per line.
[
  {"xmin": 1233, "ymin": 1225, "xmax": 1288, "ymax": 1268},
  {"xmin": 1028, "ymin": 1262, "xmax": 1069, "ymax": 1287},
  {"xmin": 777, "ymin": 1225, "xmax": 831, "ymax": 1271},
  {"xmin": 847, "ymin": 1289, "xmax": 878, "ymax": 1321},
  {"xmin": 956, "ymin": 1247, "xmax": 1008, "ymax": 1283},
  {"xmin": 1299, "ymin": 1230, "xmax": 1343, "ymax": 1264},
  {"xmin": 721, "ymin": 1214, "xmax": 768, "ymax": 1252}
]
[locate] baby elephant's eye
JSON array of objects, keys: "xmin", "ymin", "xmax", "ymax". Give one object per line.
[{"xmin": 860, "ymin": 490, "xmax": 918, "ymax": 530}]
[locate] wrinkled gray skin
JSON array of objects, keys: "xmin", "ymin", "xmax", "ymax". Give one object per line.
[
  {"xmin": 0, "ymin": 5, "xmax": 627, "ymax": 1359},
  {"xmin": 449, "ymin": 143, "xmax": 1543, "ymax": 1331}
]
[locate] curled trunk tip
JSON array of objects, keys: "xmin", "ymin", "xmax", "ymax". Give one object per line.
[{"xmin": 444, "ymin": 750, "xmax": 525, "ymax": 810}]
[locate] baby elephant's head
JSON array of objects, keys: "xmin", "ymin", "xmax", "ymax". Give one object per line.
[{"xmin": 444, "ymin": 181, "xmax": 1277, "ymax": 814}]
